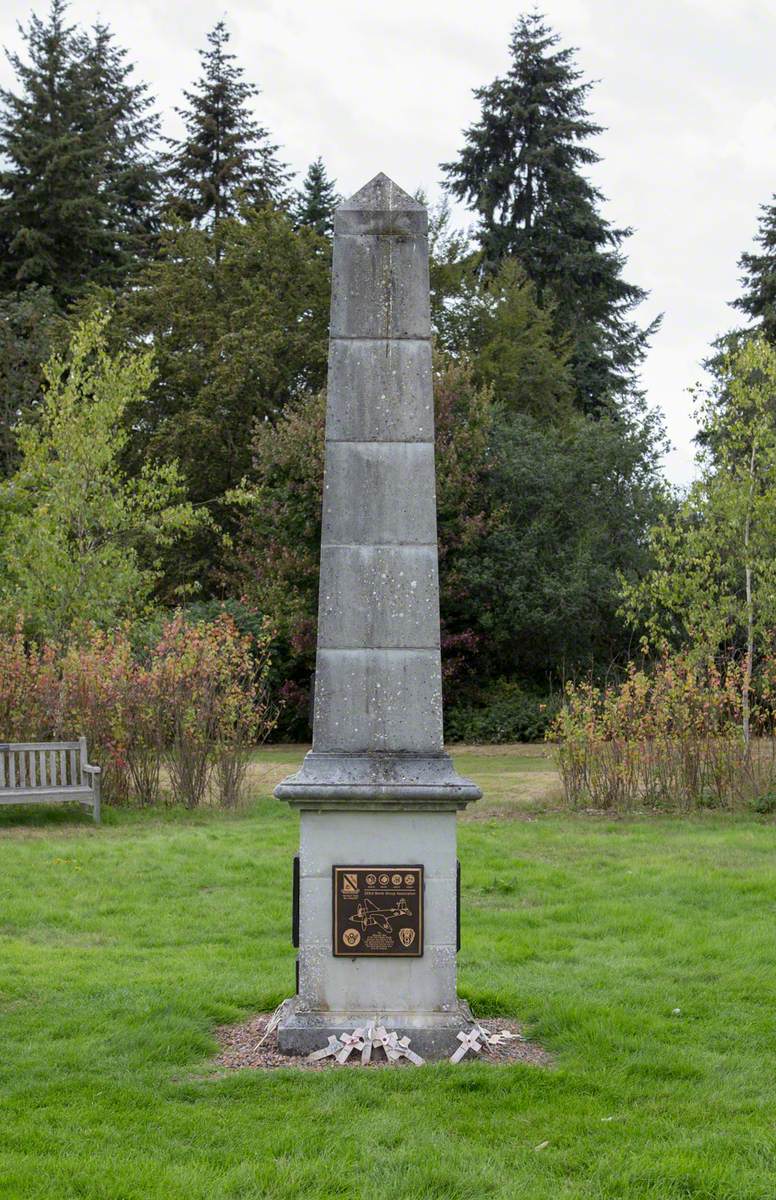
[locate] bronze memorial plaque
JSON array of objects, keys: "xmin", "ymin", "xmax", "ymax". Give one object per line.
[{"xmin": 333, "ymin": 866, "xmax": 424, "ymax": 957}]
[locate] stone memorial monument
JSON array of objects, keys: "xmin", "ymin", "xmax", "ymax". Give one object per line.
[{"xmin": 275, "ymin": 173, "xmax": 481, "ymax": 1058}]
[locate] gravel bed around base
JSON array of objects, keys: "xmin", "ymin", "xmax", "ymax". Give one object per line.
[{"xmin": 213, "ymin": 1012, "xmax": 552, "ymax": 1072}]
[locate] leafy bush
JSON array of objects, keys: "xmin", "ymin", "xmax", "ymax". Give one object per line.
[
  {"xmin": 0, "ymin": 613, "xmax": 277, "ymax": 807},
  {"xmin": 445, "ymin": 680, "xmax": 559, "ymax": 744},
  {"xmin": 550, "ymin": 649, "xmax": 776, "ymax": 812}
]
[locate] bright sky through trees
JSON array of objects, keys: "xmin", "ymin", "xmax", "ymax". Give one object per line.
[{"xmin": 1, "ymin": 0, "xmax": 774, "ymax": 484}]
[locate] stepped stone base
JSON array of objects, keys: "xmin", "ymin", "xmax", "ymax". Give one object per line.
[{"xmin": 276, "ymin": 995, "xmax": 476, "ymax": 1060}]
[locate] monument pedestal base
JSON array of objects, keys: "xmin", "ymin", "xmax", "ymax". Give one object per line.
[
  {"xmin": 276, "ymin": 995, "xmax": 476, "ymax": 1060},
  {"xmin": 277, "ymin": 805, "xmax": 477, "ymax": 1061}
]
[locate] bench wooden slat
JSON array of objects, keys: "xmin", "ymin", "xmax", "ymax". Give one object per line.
[
  {"xmin": 0, "ymin": 741, "xmax": 100, "ymax": 822},
  {"xmin": 0, "ymin": 785, "xmax": 92, "ymax": 795},
  {"xmin": 0, "ymin": 740, "xmax": 81, "ymax": 752},
  {"xmin": 0, "ymin": 788, "xmax": 93, "ymax": 804}
]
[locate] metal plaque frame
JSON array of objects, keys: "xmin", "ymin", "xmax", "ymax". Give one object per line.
[{"xmin": 332, "ymin": 865, "xmax": 424, "ymax": 957}]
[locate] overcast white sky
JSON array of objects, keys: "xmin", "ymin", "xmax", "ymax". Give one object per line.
[{"xmin": 2, "ymin": 0, "xmax": 775, "ymax": 484}]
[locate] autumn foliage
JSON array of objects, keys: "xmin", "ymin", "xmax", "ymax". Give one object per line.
[
  {"xmin": 0, "ymin": 613, "xmax": 276, "ymax": 807},
  {"xmin": 550, "ymin": 648, "xmax": 776, "ymax": 812}
]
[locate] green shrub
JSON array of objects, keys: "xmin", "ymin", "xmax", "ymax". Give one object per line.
[{"xmin": 445, "ymin": 680, "xmax": 559, "ymax": 744}]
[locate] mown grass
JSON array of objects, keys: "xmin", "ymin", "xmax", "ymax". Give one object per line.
[{"xmin": 1, "ymin": 747, "xmax": 775, "ymax": 1199}]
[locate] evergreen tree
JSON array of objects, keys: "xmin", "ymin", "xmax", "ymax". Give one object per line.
[
  {"xmin": 471, "ymin": 260, "xmax": 573, "ymax": 421},
  {"xmin": 0, "ymin": 286, "xmax": 62, "ymax": 477},
  {"xmin": 0, "ymin": 1, "xmax": 88, "ymax": 300},
  {"xmin": 113, "ymin": 207, "xmax": 330, "ymax": 592},
  {"xmin": 441, "ymin": 12, "xmax": 656, "ymax": 414},
  {"xmin": 166, "ymin": 20, "xmax": 289, "ymax": 227},
  {"xmin": 294, "ymin": 157, "xmax": 340, "ymax": 236},
  {"xmin": 427, "ymin": 198, "xmax": 572, "ymax": 422},
  {"xmin": 734, "ymin": 197, "xmax": 776, "ymax": 343},
  {"xmin": 0, "ymin": 1, "xmax": 159, "ymax": 303},
  {"xmin": 77, "ymin": 22, "xmax": 161, "ymax": 274}
]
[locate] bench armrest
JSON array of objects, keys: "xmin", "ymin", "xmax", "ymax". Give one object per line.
[{"xmin": 83, "ymin": 763, "xmax": 101, "ymax": 775}]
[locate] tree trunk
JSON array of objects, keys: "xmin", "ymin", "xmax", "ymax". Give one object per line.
[{"xmin": 742, "ymin": 440, "xmax": 757, "ymax": 749}]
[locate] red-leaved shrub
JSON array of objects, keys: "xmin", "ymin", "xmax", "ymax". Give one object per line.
[
  {"xmin": 550, "ymin": 648, "xmax": 776, "ymax": 812},
  {"xmin": 0, "ymin": 613, "xmax": 277, "ymax": 807}
]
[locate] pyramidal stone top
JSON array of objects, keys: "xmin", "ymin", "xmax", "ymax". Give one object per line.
[
  {"xmin": 339, "ymin": 172, "xmax": 424, "ymax": 211},
  {"xmin": 335, "ymin": 173, "xmax": 426, "ymax": 237}
]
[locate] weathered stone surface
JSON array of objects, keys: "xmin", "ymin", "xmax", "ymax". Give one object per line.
[
  {"xmin": 321, "ymin": 441, "xmax": 437, "ymax": 547},
  {"xmin": 276, "ymin": 997, "xmax": 475, "ymax": 1060},
  {"xmin": 274, "ymin": 750, "xmax": 481, "ymax": 808},
  {"xmin": 275, "ymin": 174, "xmax": 480, "ymax": 1053},
  {"xmin": 326, "ymin": 338, "xmax": 433, "ymax": 443},
  {"xmin": 330, "ymin": 175, "xmax": 430, "ymax": 342},
  {"xmin": 312, "ymin": 648, "xmax": 443, "ymax": 753},
  {"xmin": 294, "ymin": 940, "xmax": 458, "ymax": 1014},
  {"xmin": 334, "ymin": 173, "xmax": 427, "ymax": 238},
  {"xmin": 317, "ymin": 544, "xmax": 439, "ymax": 650},
  {"xmin": 298, "ymin": 810, "xmax": 457, "ymax": 877}
]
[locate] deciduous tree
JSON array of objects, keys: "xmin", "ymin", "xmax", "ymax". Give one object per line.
[
  {"xmin": 0, "ymin": 312, "xmax": 202, "ymax": 639},
  {"xmin": 621, "ymin": 336, "xmax": 776, "ymax": 743}
]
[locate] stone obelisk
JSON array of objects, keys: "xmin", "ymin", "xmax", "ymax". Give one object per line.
[{"xmin": 275, "ymin": 173, "xmax": 480, "ymax": 1058}]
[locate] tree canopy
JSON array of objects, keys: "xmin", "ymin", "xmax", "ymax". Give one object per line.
[
  {"xmin": 294, "ymin": 157, "xmax": 340, "ymax": 237},
  {"xmin": 0, "ymin": 312, "xmax": 202, "ymax": 639},
  {"xmin": 165, "ymin": 20, "xmax": 289, "ymax": 227},
  {"xmin": 441, "ymin": 11, "xmax": 657, "ymax": 414},
  {"xmin": 734, "ymin": 198, "xmax": 776, "ymax": 344},
  {"xmin": 0, "ymin": 0, "xmax": 159, "ymax": 303}
]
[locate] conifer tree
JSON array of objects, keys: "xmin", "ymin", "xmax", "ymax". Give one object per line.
[
  {"xmin": 0, "ymin": 1, "xmax": 88, "ymax": 300},
  {"xmin": 77, "ymin": 22, "xmax": 160, "ymax": 275},
  {"xmin": 734, "ymin": 198, "xmax": 776, "ymax": 343},
  {"xmin": 0, "ymin": 286, "xmax": 62, "ymax": 477},
  {"xmin": 166, "ymin": 20, "xmax": 289, "ymax": 227},
  {"xmin": 442, "ymin": 12, "xmax": 656, "ymax": 414},
  {"xmin": 294, "ymin": 158, "xmax": 340, "ymax": 237},
  {"xmin": 0, "ymin": 1, "xmax": 159, "ymax": 302}
]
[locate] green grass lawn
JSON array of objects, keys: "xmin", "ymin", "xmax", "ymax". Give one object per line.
[{"xmin": 1, "ymin": 747, "xmax": 775, "ymax": 1199}]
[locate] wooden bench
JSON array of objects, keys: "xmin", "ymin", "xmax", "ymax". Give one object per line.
[{"xmin": 0, "ymin": 738, "xmax": 101, "ymax": 823}]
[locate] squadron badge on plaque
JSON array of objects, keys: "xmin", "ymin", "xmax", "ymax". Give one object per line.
[{"xmin": 333, "ymin": 865, "xmax": 424, "ymax": 957}]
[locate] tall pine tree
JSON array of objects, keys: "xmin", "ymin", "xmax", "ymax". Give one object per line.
[
  {"xmin": 442, "ymin": 12, "xmax": 656, "ymax": 414},
  {"xmin": 166, "ymin": 20, "xmax": 289, "ymax": 227},
  {"xmin": 0, "ymin": 1, "xmax": 159, "ymax": 303},
  {"xmin": 293, "ymin": 157, "xmax": 340, "ymax": 237},
  {"xmin": 734, "ymin": 197, "xmax": 776, "ymax": 343},
  {"xmin": 77, "ymin": 22, "xmax": 160, "ymax": 275}
]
